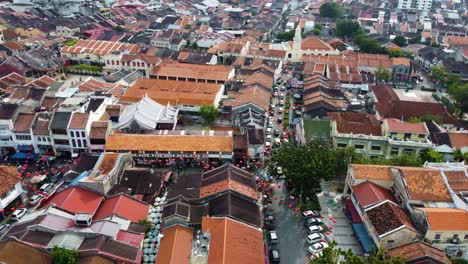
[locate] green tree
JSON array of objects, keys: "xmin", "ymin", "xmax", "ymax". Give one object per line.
[
  {"xmin": 429, "ymin": 66, "xmax": 447, "ymax": 85},
  {"xmin": 51, "ymin": 246, "xmax": 78, "ymax": 264},
  {"xmin": 336, "ymin": 19, "xmax": 362, "ymax": 39},
  {"xmin": 453, "ymin": 149, "xmax": 464, "ymax": 162},
  {"xmin": 319, "ymin": 2, "xmax": 344, "ymax": 18},
  {"xmin": 407, "ymin": 117, "xmax": 423, "ymax": 123},
  {"xmin": 354, "ymin": 33, "xmax": 385, "ymax": 54},
  {"xmin": 375, "ymin": 67, "xmax": 390, "ymax": 83},
  {"xmin": 64, "ymin": 39, "xmax": 79, "ymax": 47},
  {"xmin": 184, "ymin": 24, "xmax": 192, "ymax": 30},
  {"xmin": 139, "ymin": 219, "xmax": 152, "ymax": 234},
  {"xmin": 276, "ymin": 30, "xmax": 295, "ymax": 41},
  {"xmin": 311, "ymin": 241, "xmax": 405, "ymax": 264},
  {"xmin": 408, "ymin": 34, "xmax": 421, "ymax": 44},
  {"xmin": 314, "ymin": 24, "xmax": 323, "ymax": 31},
  {"xmin": 422, "ymin": 149, "xmax": 443, "ymax": 162},
  {"xmin": 312, "ymin": 28, "xmax": 321, "ymax": 35},
  {"xmin": 421, "ymin": 114, "xmax": 444, "ymax": 125},
  {"xmin": 199, "ymin": 104, "xmax": 219, "ymax": 125},
  {"xmin": 392, "ymin": 35, "xmax": 407, "ymax": 47},
  {"xmin": 269, "ymin": 140, "xmax": 340, "ymax": 197},
  {"xmin": 452, "ymin": 258, "xmax": 468, "ymax": 264},
  {"xmin": 113, "ymin": 26, "xmax": 124, "ymax": 32},
  {"xmin": 447, "ymin": 81, "xmax": 468, "ymax": 117},
  {"xmin": 388, "ymin": 49, "xmax": 414, "ymax": 59},
  {"xmin": 191, "ymin": 42, "xmax": 199, "ymax": 50}
]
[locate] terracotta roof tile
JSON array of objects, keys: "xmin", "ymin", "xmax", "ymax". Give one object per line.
[
  {"xmin": 0, "ymin": 165, "xmax": 21, "ymax": 197},
  {"xmin": 123, "ymin": 78, "xmax": 221, "ymax": 106},
  {"xmin": 150, "ymin": 61, "xmax": 233, "ymax": 82},
  {"xmin": 105, "ymin": 133, "xmax": 233, "ymax": 152},
  {"xmin": 46, "ymin": 186, "xmax": 103, "ymax": 215},
  {"xmin": 61, "ymin": 40, "xmax": 140, "ymax": 57},
  {"xmin": 201, "ymin": 217, "xmax": 264, "ymax": 264},
  {"xmin": 155, "ymin": 225, "xmax": 194, "ymax": 264},
  {"xmin": 366, "ymin": 201, "xmax": 416, "ymax": 235},
  {"xmin": 351, "ymin": 164, "xmax": 393, "ymax": 181},
  {"xmin": 399, "ymin": 167, "xmax": 452, "ymax": 202},
  {"xmin": 90, "ymin": 121, "xmax": 108, "ymax": 139},
  {"xmin": 420, "ymin": 208, "xmax": 468, "ymax": 231},
  {"xmin": 444, "ymin": 170, "xmax": 468, "ymax": 193},
  {"xmin": 32, "ymin": 118, "xmax": 50, "ymax": 136},
  {"xmin": 448, "ymin": 132, "xmax": 468, "ymax": 149},
  {"xmin": 300, "ymin": 37, "xmax": 335, "ymax": 51},
  {"xmin": 94, "ymin": 194, "xmax": 149, "ymax": 222},
  {"xmin": 388, "ymin": 241, "xmax": 451, "ymax": 264},
  {"xmin": 384, "ymin": 118, "xmax": 428, "ymax": 134},
  {"xmin": 68, "ymin": 112, "xmax": 89, "ymax": 129},
  {"xmin": 352, "ymin": 181, "xmax": 396, "ymax": 207},
  {"xmin": 0, "ymin": 239, "xmax": 52, "ymax": 264},
  {"xmin": 328, "ymin": 112, "xmax": 382, "ymax": 136},
  {"xmin": 13, "ymin": 113, "xmax": 35, "ymax": 133}
]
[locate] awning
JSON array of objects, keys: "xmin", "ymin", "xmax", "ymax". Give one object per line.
[
  {"xmin": 344, "ymin": 197, "xmax": 362, "ymax": 223},
  {"xmin": 16, "ymin": 145, "xmax": 33, "ymax": 152},
  {"xmin": 11, "ymin": 152, "xmax": 37, "ymax": 160},
  {"xmin": 352, "ymin": 223, "xmax": 375, "ymax": 253}
]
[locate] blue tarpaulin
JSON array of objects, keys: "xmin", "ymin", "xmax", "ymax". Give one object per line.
[
  {"xmin": 16, "ymin": 145, "xmax": 33, "ymax": 152},
  {"xmin": 68, "ymin": 171, "xmax": 89, "ymax": 187},
  {"xmin": 11, "ymin": 152, "xmax": 37, "ymax": 160},
  {"xmin": 352, "ymin": 223, "xmax": 375, "ymax": 253}
]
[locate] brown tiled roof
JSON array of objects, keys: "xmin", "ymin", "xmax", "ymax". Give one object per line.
[
  {"xmin": 32, "ymin": 118, "xmax": 50, "ymax": 136},
  {"xmin": 444, "ymin": 170, "xmax": 468, "ymax": 193},
  {"xmin": 90, "ymin": 121, "xmax": 108, "ymax": 139},
  {"xmin": 1, "ymin": 41, "xmax": 26, "ymax": 51},
  {"xmin": 328, "ymin": 112, "xmax": 382, "ymax": 136},
  {"xmin": 372, "ymin": 84, "xmax": 459, "ymax": 126},
  {"xmin": 150, "ymin": 61, "xmax": 233, "ymax": 82},
  {"xmin": 366, "ymin": 201, "xmax": 416, "ymax": 236},
  {"xmin": 68, "ymin": 112, "xmax": 89, "ymax": 129},
  {"xmin": 0, "ymin": 165, "xmax": 21, "ymax": 196},
  {"xmin": 200, "ymin": 164, "xmax": 258, "ymax": 200},
  {"xmin": 399, "ymin": 167, "xmax": 452, "ymax": 202},
  {"xmin": 391, "ymin": 57, "xmax": 410, "ymax": 67},
  {"xmin": 121, "ymin": 53, "xmax": 161, "ymax": 65},
  {"xmin": 96, "ymin": 153, "xmax": 120, "ymax": 175},
  {"xmin": 79, "ymin": 255, "xmax": 114, "ymax": 264},
  {"xmin": 122, "ymin": 78, "xmax": 221, "ymax": 106},
  {"xmin": 0, "ymin": 239, "xmax": 52, "ymax": 264},
  {"xmin": 155, "ymin": 225, "xmax": 194, "ymax": 264},
  {"xmin": 420, "ymin": 208, "xmax": 468, "ymax": 231},
  {"xmin": 447, "ymin": 36, "xmax": 468, "ymax": 47},
  {"xmin": 384, "ymin": 118, "xmax": 428, "ymax": 134},
  {"xmin": 388, "ymin": 241, "xmax": 451, "ymax": 264},
  {"xmin": 201, "ymin": 217, "xmax": 264, "ymax": 264},
  {"xmin": 352, "ymin": 181, "xmax": 396, "ymax": 208},
  {"xmin": 13, "ymin": 113, "xmax": 35, "ymax": 133},
  {"xmin": 448, "ymin": 132, "xmax": 468, "ymax": 149},
  {"xmin": 105, "ymin": 134, "xmax": 233, "ymax": 152},
  {"xmin": 41, "ymin": 97, "xmax": 59, "ymax": 110},
  {"xmin": 224, "ymin": 85, "xmax": 271, "ymax": 111},
  {"xmin": 300, "ymin": 37, "xmax": 335, "ymax": 51},
  {"xmin": 351, "ymin": 164, "xmax": 393, "ymax": 181},
  {"xmin": 61, "ymin": 40, "xmax": 141, "ymax": 56}
]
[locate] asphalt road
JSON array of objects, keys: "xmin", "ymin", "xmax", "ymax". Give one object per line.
[{"xmin": 270, "ymin": 180, "xmax": 309, "ymax": 264}]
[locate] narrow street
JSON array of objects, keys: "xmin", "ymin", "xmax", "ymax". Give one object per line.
[{"xmin": 270, "ymin": 180, "xmax": 308, "ymax": 264}]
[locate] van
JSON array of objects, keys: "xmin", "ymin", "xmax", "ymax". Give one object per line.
[
  {"xmin": 306, "ymin": 233, "xmax": 325, "ymax": 244},
  {"xmin": 39, "ymin": 183, "xmax": 53, "ymax": 193}
]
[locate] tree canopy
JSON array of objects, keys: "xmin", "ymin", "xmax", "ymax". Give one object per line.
[
  {"xmin": 276, "ymin": 30, "xmax": 295, "ymax": 41},
  {"xmin": 52, "ymin": 246, "xmax": 79, "ymax": 264},
  {"xmin": 319, "ymin": 3, "xmax": 344, "ymax": 18},
  {"xmin": 354, "ymin": 33, "xmax": 386, "ymax": 54},
  {"xmin": 310, "ymin": 242, "xmax": 405, "ymax": 264},
  {"xmin": 429, "ymin": 66, "xmax": 448, "ymax": 84},
  {"xmin": 199, "ymin": 104, "xmax": 219, "ymax": 125},
  {"xmin": 392, "ymin": 35, "xmax": 407, "ymax": 47},
  {"xmin": 447, "ymin": 77, "xmax": 468, "ymax": 117},
  {"xmin": 336, "ymin": 20, "xmax": 361, "ymax": 39},
  {"xmin": 375, "ymin": 67, "xmax": 390, "ymax": 83}
]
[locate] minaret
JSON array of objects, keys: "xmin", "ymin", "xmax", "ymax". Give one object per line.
[{"xmin": 291, "ymin": 25, "xmax": 302, "ymax": 62}]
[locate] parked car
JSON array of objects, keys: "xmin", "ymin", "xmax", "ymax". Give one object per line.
[
  {"xmin": 277, "ymin": 116, "xmax": 283, "ymax": 123},
  {"xmin": 306, "ymin": 233, "xmax": 325, "ymax": 244},
  {"xmin": 270, "ymin": 248, "xmax": 280, "ymax": 263},
  {"xmin": 266, "ymin": 128, "xmax": 272, "ymax": 135},
  {"xmin": 11, "ymin": 208, "xmax": 27, "ymax": 221},
  {"xmin": 302, "ymin": 210, "xmax": 320, "ymax": 219},
  {"xmin": 308, "ymin": 242, "xmax": 329, "ymax": 254},
  {"xmin": 304, "ymin": 217, "xmax": 322, "ymax": 227},
  {"xmin": 39, "ymin": 183, "xmax": 53, "ymax": 193},
  {"xmin": 273, "ymin": 129, "xmax": 280, "ymax": 136},
  {"xmin": 267, "ymin": 121, "xmax": 273, "ymax": 128},
  {"xmin": 279, "ymin": 92, "xmax": 285, "ymax": 98},
  {"xmin": 0, "ymin": 224, "xmax": 10, "ymax": 234},
  {"xmin": 307, "ymin": 225, "xmax": 323, "ymax": 234},
  {"xmin": 280, "ymin": 86, "xmax": 286, "ymax": 91},
  {"xmin": 278, "ymin": 100, "xmax": 285, "ymax": 106},
  {"xmin": 278, "ymin": 107, "xmax": 284, "ymax": 113},
  {"xmin": 28, "ymin": 194, "xmax": 43, "ymax": 206},
  {"xmin": 273, "ymin": 92, "xmax": 278, "ymax": 97},
  {"xmin": 269, "ymin": 231, "xmax": 278, "ymax": 244}
]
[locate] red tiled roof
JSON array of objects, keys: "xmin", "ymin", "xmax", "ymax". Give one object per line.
[
  {"xmin": 116, "ymin": 230, "xmax": 145, "ymax": 247},
  {"xmin": 366, "ymin": 201, "xmax": 416, "ymax": 236},
  {"xmin": 13, "ymin": 113, "xmax": 35, "ymax": 133},
  {"xmin": 46, "ymin": 186, "xmax": 103, "ymax": 215},
  {"xmin": 155, "ymin": 225, "xmax": 194, "ymax": 264},
  {"xmin": 0, "ymin": 165, "xmax": 21, "ymax": 196},
  {"xmin": 328, "ymin": 112, "xmax": 382, "ymax": 136},
  {"xmin": 384, "ymin": 118, "xmax": 428, "ymax": 134},
  {"xmin": 420, "ymin": 208, "xmax": 468, "ymax": 231},
  {"xmin": 68, "ymin": 112, "xmax": 89, "ymax": 130},
  {"xmin": 388, "ymin": 241, "xmax": 451, "ymax": 264},
  {"xmin": 448, "ymin": 132, "xmax": 468, "ymax": 149},
  {"xmin": 93, "ymin": 194, "xmax": 149, "ymax": 222},
  {"xmin": 352, "ymin": 181, "xmax": 396, "ymax": 208}
]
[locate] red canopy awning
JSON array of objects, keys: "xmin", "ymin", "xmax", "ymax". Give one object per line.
[{"xmin": 344, "ymin": 197, "xmax": 362, "ymax": 223}]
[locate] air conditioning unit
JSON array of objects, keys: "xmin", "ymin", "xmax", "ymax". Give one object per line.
[{"xmin": 452, "ymin": 238, "xmax": 459, "ymax": 244}]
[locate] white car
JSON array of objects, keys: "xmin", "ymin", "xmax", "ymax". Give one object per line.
[
  {"xmin": 278, "ymin": 107, "xmax": 284, "ymax": 113},
  {"xmin": 308, "ymin": 242, "xmax": 329, "ymax": 254},
  {"xmin": 269, "ymin": 231, "xmax": 278, "ymax": 244},
  {"xmin": 302, "ymin": 210, "xmax": 320, "ymax": 219},
  {"xmin": 266, "ymin": 135, "xmax": 272, "ymax": 141},
  {"xmin": 11, "ymin": 208, "xmax": 27, "ymax": 221},
  {"xmin": 306, "ymin": 233, "xmax": 325, "ymax": 244},
  {"xmin": 310, "ymin": 251, "xmax": 323, "ymax": 260},
  {"xmin": 307, "ymin": 225, "xmax": 323, "ymax": 234},
  {"xmin": 279, "ymin": 100, "xmax": 285, "ymax": 106}
]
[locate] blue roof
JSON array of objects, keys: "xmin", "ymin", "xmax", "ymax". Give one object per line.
[{"xmin": 352, "ymin": 223, "xmax": 375, "ymax": 253}]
